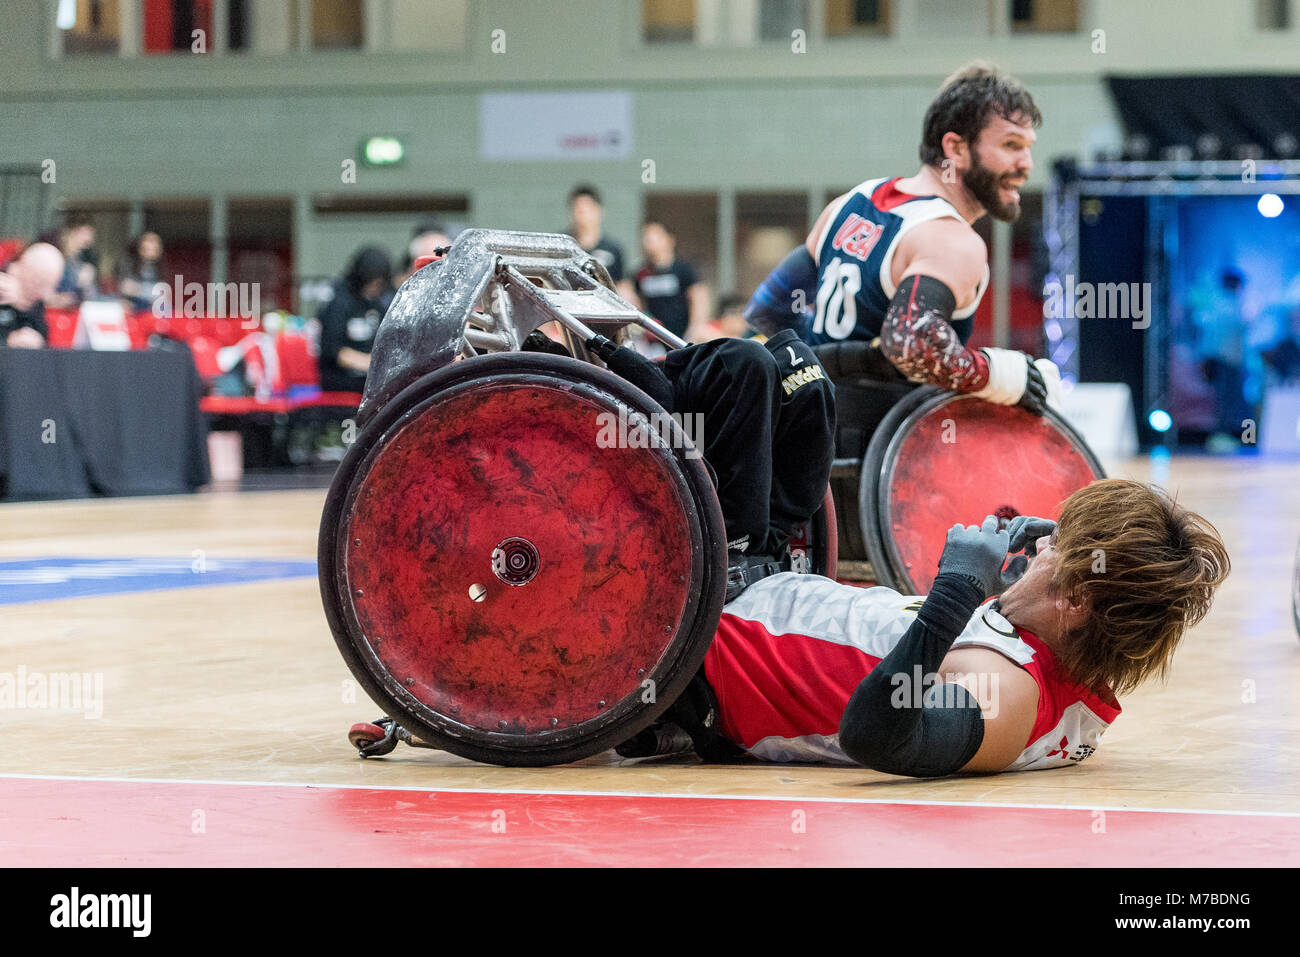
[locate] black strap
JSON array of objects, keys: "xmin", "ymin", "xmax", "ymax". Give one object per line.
[{"xmin": 725, "ymin": 553, "xmax": 788, "ymax": 603}]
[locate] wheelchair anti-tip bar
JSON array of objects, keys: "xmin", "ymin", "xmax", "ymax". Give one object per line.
[
  {"xmin": 360, "ymin": 229, "xmax": 689, "ymax": 426},
  {"xmin": 498, "ymin": 263, "xmax": 688, "ymax": 353}
]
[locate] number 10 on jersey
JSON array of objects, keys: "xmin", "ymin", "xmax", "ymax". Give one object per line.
[{"xmin": 812, "ymin": 257, "xmax": 861, "ymax": 340}]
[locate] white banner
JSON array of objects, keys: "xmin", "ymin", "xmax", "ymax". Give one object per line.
[
  {"xmin": 1058, "ymin": 382, "xmax": 1139, "ymax": 459},
  {"xmin": 479, "ymin": 91, "xmax": 633, "ymax": 161},
  {"xmin": 1262, "ymin": 386, "xmax": 1300, "ymax": 454},
  {"xmin": 74, "ymin": 301, "xmax": 131, "ymax": 351}
]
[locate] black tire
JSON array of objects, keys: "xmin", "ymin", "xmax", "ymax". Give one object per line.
[{"xmin": 858, "ymin": 387, "xmax": 937, "ymax": 589}]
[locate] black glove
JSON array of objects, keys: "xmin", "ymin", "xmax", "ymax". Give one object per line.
[
  {"xmin": 1006, "ymin": 515, "xmax": 1056, "ymax": 557},
  {"xmin": 587, "ymin": 334, "xmax": 676, "ymax": 413},
  {"xmin": 522, "ymin": 330, "xmax": 572, "ymax": 358},
  {"xmin": 1018, "ymin": 360, "xmax": 1049, "ymax": 416},
  {"xmin": 936, "ymin": 515, "xmax": 1010, "ymax": 599}
]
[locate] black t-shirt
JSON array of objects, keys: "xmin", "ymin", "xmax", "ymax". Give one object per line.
[
  {"xmin": 635, "ymin": 260, "xmax": 697, "ymax": 338},
  {"xmin": 569, "ymin": 233, "xmax": 625, "ymax": 282},
  {"xmin": 317, "ymin": 282, "xmax": 386, "ymax": 393},
  {"xmin": 0, "ymin": 300, "xmax": 48, "ymax": 344}
]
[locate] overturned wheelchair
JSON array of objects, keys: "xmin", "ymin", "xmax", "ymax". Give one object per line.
[
  {"xmin": 320, "ymin": 229, "xmax": 834, "ymax": 767},
  {"xmin": 319, "ymin": 229, "xmax": 1105, "ymax": 768}
]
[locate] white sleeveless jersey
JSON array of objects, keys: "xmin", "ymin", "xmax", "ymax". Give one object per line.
[{"xmin": 702, "ymin": 573, "xmax": 1121, "ymax": 771}]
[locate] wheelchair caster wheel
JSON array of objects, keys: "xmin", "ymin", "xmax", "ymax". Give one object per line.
[{"xmin": 349, "ymin": 719, "xmax": 399, "ymax": 757}]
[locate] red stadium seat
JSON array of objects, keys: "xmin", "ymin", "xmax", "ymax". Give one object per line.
[
  {"xmin": 276, "ymin": 332, "xmax": 320, "ymax": 389},
  {"xmin": 188, "ymin": 335, "xmax": 223, "ymax": 381},
  {"xmin": 44, "ymin": 309, "xmax": 79, "ymax": 349}
]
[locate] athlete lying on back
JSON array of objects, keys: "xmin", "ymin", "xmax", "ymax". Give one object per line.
[{"xmin": 651, "ymin": 480, "xmax": 1229, "ymax": 776}]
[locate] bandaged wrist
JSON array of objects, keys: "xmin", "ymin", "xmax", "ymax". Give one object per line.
[{"xmin": 972, "ymin": 347, "xmax": 1029, "ymax": 404}]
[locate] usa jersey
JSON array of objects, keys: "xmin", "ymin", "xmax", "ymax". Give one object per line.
[
  {"xmin": 807, "ymin": 177, "xmax": 989, "ymax": 345},
  {"xmin": 703, "ymin": 573, "xmax": 1120, "ymax": 771}
]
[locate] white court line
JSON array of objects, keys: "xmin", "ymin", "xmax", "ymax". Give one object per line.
[{"xmin": 1, "ymin": 771, "xmax": 1297, "ymax": 819}]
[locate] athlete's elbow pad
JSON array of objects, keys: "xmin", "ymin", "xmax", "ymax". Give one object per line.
[
  {"xmin": 880, "ymin": 275, "xmax": 957, "ymax": 355},
  {"xmin": 839, "ymin": 680, "xmax": 985, "ymax": 778}
]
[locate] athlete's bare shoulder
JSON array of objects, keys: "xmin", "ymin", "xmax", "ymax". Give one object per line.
[
  {"xmin": 892, "ymin": 217, "xmax": 988, "ymax": 308},
  {"xmin": 805, "ymin": 192, "xmax": 852, "ymax": 260},
  {"xmin": 939, "ymin": 644, "xmax": 1039, "ymax": 773}
]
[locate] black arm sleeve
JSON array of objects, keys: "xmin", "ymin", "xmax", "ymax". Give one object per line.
[{"xmin": 838, "ymin": 573, "xmax": 987, "ymax": 777}]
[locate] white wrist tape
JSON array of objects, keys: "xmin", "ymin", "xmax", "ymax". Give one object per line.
[{"xmin": 972, "ymin": 347, "xmax": 1028, "ymax": 405}]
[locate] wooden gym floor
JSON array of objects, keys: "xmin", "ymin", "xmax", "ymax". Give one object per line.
[{"xmin": 2, "ymin": 454, "xmax": 1298, "ymax": 866}]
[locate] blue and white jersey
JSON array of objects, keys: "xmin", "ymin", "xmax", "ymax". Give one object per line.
[{"xmin": 806, "ymin": 177, "xmax": 989, "ymax": 345}]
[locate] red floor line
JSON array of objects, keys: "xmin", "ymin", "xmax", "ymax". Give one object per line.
[{"xmin": 4, "ymin": 777, "xmax": 1298, "ymax": 867}]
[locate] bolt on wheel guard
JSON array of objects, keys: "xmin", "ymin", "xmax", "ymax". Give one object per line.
[{"xmin": 320, "ymin": 230, "xmax": 769, "ymax": 767}]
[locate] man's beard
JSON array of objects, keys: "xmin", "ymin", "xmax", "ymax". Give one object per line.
[{"xmin": 962, "ymin": 150, "xmax": 1022, "ymax": 223}]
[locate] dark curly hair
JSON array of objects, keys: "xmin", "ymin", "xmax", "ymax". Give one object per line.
[{"xmin": 919, "ymin": 62, "xmax": 1042, "ymax": 168}]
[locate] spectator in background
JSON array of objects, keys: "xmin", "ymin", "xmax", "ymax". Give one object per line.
[
  {"xmin": 0, "ymin": 242, "xmax": 64, "ymax": 348},
  {"xmin": 395, "ymin": 218, "xmax": 453, "ymax": 288},
  {"xmin": 1196, "ymin": 268, "xmax": 1251, "ymax": 451},
  {"xmin": 567, "ymin": 185, "xmax": 636, "ymax": 303},
  {"xmin": 318, "ymin": 246, "xmax": 393, "ymax": 394},
  {"xmin": 117, "ymin": 232, "xmax": 166, "ymax": 314},
  {"xmin": 635, "ymin": 221, "xmax": 709, "ymax": 342},
  {"xmin": 695, "ymin": 293, "xmax": 754, "ymax": 342},
  {"xmin": 49, "ymin": 217, "xmax": 99, "ymax": 310}
]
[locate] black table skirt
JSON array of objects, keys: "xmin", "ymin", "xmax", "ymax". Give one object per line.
[{"xmin": 0, "ymin": 348, "xmax": 210, "ymax": 501}]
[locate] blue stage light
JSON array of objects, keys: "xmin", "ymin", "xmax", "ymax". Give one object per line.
[{"xmin": 1148, "ymin": 409, "xmax": 1173, "ymax": 432}]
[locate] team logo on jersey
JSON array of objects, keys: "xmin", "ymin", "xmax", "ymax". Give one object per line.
[
  {"xmin": 1047, "ymin": 734, "xmax": 1098, "ymax": 763},
  {"xmin": 830, "ymin": 213, "xmax": 885, "ymax": 263},
  {"xmin": 780, "ymin": 364, "xmax": 825, "ymax": 396}
]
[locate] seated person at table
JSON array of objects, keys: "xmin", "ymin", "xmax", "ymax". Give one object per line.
[
  {"xmin": 116, "ymin": 232, "xmax": 166, "ymax": 315},
  {"xmin": 650, "ymin": 481, "xmax": 1229, "ymax": 776},
  {"xmin": 0, "ymin": 243, "xmax": 63, "ymax": 349},
  {"xmin": 49, "ymin": 217, "xmax": 100, "ymax": 310},
  {"xmin": 318, "ymin": 246, "xmax": 394, "ymax": 394}
]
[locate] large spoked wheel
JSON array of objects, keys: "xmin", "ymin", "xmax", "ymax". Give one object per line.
[
  {"xmin": 319, "ymin": 352, "xmax": 728, "ymax": 766},
  {"xmin": 859, "ymin": 389, "xmax": 1106, "ymax": 593}
]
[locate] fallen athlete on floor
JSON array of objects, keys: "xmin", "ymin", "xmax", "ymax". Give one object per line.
[{"xmin": 628, "ymin": 481, "xmax": 1229, "ymax": 776}]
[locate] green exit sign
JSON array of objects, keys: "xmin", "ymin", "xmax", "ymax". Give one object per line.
[{"xmin": 361, "ymin": 136, "xmax": 405, "ymax": 167}]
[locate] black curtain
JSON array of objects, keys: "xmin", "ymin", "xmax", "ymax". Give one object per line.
[{"xmin": 1107, "ymin": 75, "xmax": 1300, "ymax": 155}]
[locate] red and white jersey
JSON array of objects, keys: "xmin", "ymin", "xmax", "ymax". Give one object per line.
[{"xmin": 703, "ymin": 572, "xmax": 1121, "ymax": 771}]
